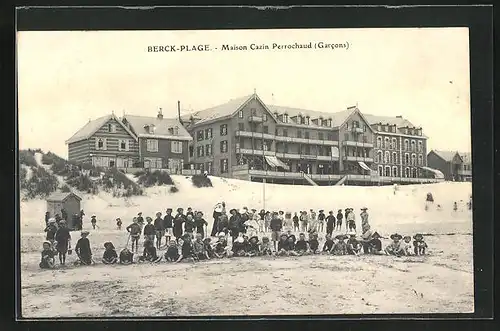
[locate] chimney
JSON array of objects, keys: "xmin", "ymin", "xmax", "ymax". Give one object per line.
[
  {"xmin": 177, "ymin": 101, "xmax": 183, "ymax": 125},
  {"xmin": 157, "ymin": 107, "xmax": 163, "ymax": 120}
]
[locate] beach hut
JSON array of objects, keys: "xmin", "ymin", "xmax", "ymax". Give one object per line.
[{"xmin": 46, "ymin": 192, "xmax": 82, "ymax": 230}]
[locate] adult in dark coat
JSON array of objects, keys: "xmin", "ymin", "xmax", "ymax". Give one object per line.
[
  {"xmin": 44, "ymin": 212, "xmax": 50, "ymax": 226},
  {"xmin": 211, "ymin": 204, "xmax": 223, "ymax": 237},
  {"xmin": 228, "ymin": 209, "xmax": 241, "ymax": 241},
  {"xmin": 173, "ymin": 208, "xmax": 186, "ymax": 241},
  {"xmin": 218, "ymin": 213, "xmax": 229, "ymax": 235},
  {"xmin": 75, "ymin": 231, "xmax": 92, "ymax": 265},
  {"xmin": 55, "ymin": 220, "xmax": 72, "ymax": 265}
]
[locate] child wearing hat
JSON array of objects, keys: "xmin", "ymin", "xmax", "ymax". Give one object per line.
[
  {"xmin": 336, "ymin": 210, "xmax": 343, "ymax": 231},
  {"xmin": 365, "ymin": 232, "xmax": 384, "ymax": 255},
  {"xmin": 308, "ymin": 233, "xmax": 320, "ymax": 254},
  {"xmin": 293, "ymin": 212, "xmax": 300, "ymax": 232},
  {"xmin": 277, "ymin": 233, "xmax": 289, "ymax": 256},
  {"xmin": 232, "ymin": 234, "xmax": 247, "ymax": 257},
  {"xmin": 102, "ymin": 242, "xmax": 118, "ymax": 264},
  {"xmin": 385, "ymin": 233, "xmax": 405, "ymax": 256},
  {"xmin": 44, "ymin": 218, "xmax": 58, "ymax": 247},
  {"xmin": 326, "ymin": 211, "xmax": 336, "ymax": 236},
  {"xmin": 139, "ymin": 240, "xmax": 162, "ymax": 263},
  {"xmin": 116, "ymin": 218, "xmax": 122, "ymax": 230},
  {"xmin": 331, "ymin": 235, "xmax": 348, "ymax": 255},
  {"xmin": 91, "ymin": 215, "xmax": 97, "ymax": 230},
  {"xmin": 284, "ymin": 234, "xmax": 299, "ymax": 256},
  {"xmin": 163, "ymin": 208, "xmax": 174, "ymax": 245},
  {"xmin": 54, "ymin": 219, "xmax": 72, "ymax": 266},
  {"xmin": 176, "ymin": 234, "xmax": 196, "ymax": 262},
  {"xmin": 164, "ymin": 240, "xmax": 180, "ymax": 262},
  {"xmin": 173, "ymin": 208, "xmax": 186, "ymax": 242},
  {"xmin": 126, "ymin": 218, "xmax": 142, "ymax": 253},
  {"xmin": 203, "ymin": 237, "xmax": 216, "ymax": 259},
  {"xmin": 119, "ymin": 247, "xmax": 134, "ymax": 264},
  {"xmin": 260, "ymin": 237, "xmax": 275, "ymax": 256},
  {"xmin": 39, "ymin": 241, "xmax": 56, "ymax": 269},
  {"xmin": 322, "ymin": 234, "xmax": 335, "ymax": 253},
  {"xmin": 143, "ymin": 217, "xmax": 156, "ymax": 245},
  {"xmin": 246, "ymin": 236, "xmax": 260, "ymax": 257},
  {"xmin": 346, "ymin": 233, "xmax": 362, "ymax": 255},
  {"xmin": 75, "ymin": 231, "xmax": 93, "ymax": 265},
  {"xmin": 270, "ymin": 212, "xmax": 283, "ymax": 251},
  {"xmin": 294, "ymin": 233, "xmax": 309, "ymax": 255},
  {"xmin": 154, "ymin": 212, "xmax": 165, "ymax": 249},
  {"xmin": 214, "ymin": 234, "xmax": 232, "ymax": 258},
  {"xmin": 194, "ymin": 212, "xmax": 208, "ymax": 239},
  {"xmin": 193, "ymin": 233, "xmax": 210, "ymax": 260},
  {"xmin": 413, "ymin": 234, "xmax": 428, "ymax": 256},
  {"xmin": 317, "ymin": 210, "xmax": 326, "ymax": 233},
  {"xmin": 136, "ymin": 212, "xmax": 144, "ymax": 226},
  {"xmin": 402, "ymin": 235, "xmax": 413, "ymax": 256}
]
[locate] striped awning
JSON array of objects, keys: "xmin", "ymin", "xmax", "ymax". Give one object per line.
[
  {"xmin": 358, "ymin": 161, "xmax": 371, "ymax": 171},
  {"xmin": 265, "ymin": 156, "xmax": 290, "ymax": 170},
  {"xmin": 420, "ymin": 166, "xmax": 445, "ymax": 179}
]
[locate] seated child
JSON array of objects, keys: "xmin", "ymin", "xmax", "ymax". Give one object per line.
[
  {"xmin": 164, "ymin": 240, "xmax": 180, "ymax": 262},
  {"xmin": 346, "ymin": 233, "xmax": 362, "ymax": 255},
  {"xmin": 176, "ymin": 234, "xmax": 196, "ymax": 262},
  {"xmin": 366, "ymin": 232, "xmax": 384, "ymax": 255},
  {"xmin": 277, "ymin": 233, "xmax": 290, "ymax": 256},
  {"xmin": 39, "ymin": 241, "xmax": 55, "ymax": 269},
  {"xmin": 138, "ymin": 240, "xmax": 162, "ymax": 263},
  {"xmin": 385, "ymin": 233, "xmax": 405, "ymax": 257},
  {"xmin": 214, "ymin": 234, "xmax": 232, "ymax": 258},
  {"xmin": 413, "ymin": 233, "xmax": 428, "ymax": 256},
  {"xmin": 284, "ymin": 234, "xmax": 299, "ymax": 256},
  {"xmin": 294, "ymin": 233, "xmax": 309, "ymax": 255},
  {"xmin": 322, "ymin": 234, "xmax": 334, "ymax": 253},
  {"xmin": 331, "ymin": 235, "xmax": 348, "ymax": 255},
  {"xmin": 203, "ymin": 237, "xmax": 216, "ymax": 258},
  {"xmin": 232, "ymin": 235, "xmax": 247, "ymax": 257},
  {"xmin": 260, "ymin": 236, "xmax": 275, "ymax": 256},
  {"xmin": 102, "ymin": 242, "xmax": 118, "ymax": 264},
  {"xmin": 193, "ymin": 233, "xmax": 210, "ymax": 260},
  {"xmin": 242, "ymin": 235, "xmax": 251, "ymax": 254},
  {"xmin": 119, "ymin": 247, "xmax": 134, "ymax": 264},
  {"xmin": 308, "ymin": 233, "xmax": 320, "ymax": 254},
  {"xmin": 246, "ymin": 236, "xmax": 260, "ymax": 257},
  {"xmin": 402, "ymin": 235, "xmax": 413, "ymax": 256}
]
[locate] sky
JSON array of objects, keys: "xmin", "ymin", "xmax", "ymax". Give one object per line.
[{"xmin": 18, "ymin": 28, "xmax": 471, "ymax": 158}]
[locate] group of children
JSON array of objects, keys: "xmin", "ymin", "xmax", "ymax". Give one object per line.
[{"xmin": 39, "ymin": 226, "xmax": 429, "ymax": 269}]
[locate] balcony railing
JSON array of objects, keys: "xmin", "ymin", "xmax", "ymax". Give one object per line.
[
  {"xmin": 457, "ymin": 170, "xmax": 472, "ymax": 176},
  {"xmin": 352, "ymin": 127, "xmax": 364, "ymax": 133},
  {"xmin": 342, "ymin": 140, "xmax": 374, "ymax": 148},
  {"xmin": 235, "ymin": 130, "xmax": 338, "ymax": 146},
  {"xmin": 248, "ymin": 115, "xmax": 263, "ymax": 123},
  {"xmin": 343, "ymin": 155, "xmax": 374, "ymax": 162},
  {"xmin": 236, "ymin": 148, "xmax": 339, "ymax": 161}
]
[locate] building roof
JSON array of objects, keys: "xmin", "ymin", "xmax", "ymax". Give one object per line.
[
  {"xmin": 266, "ymin": 105, "xmax": 354, "ymax": 127},
  {"xmin": 430, "ymin": 150, "xmax": 461, "ymax": 162},
  {"xmin": 65, "ymin": 113, "xmax": 138, "ymax": 144},
  {"xmin": 363, "ymin": 114, "xmax": 416, "ymax": 128},
  {"xmin": 46, "ymin": 192, "xmax": 82, "ymax": 202},
  {"xmin": 181, "ymin": 94, "xmax": 255, "ymax": 126},
  {"xmin": 123, "ymin": 115, "xmax": 192, "ymax": 141},
  {"xmin": 459, "ymin": 152, "xmax": 472, "ymax": 164}
]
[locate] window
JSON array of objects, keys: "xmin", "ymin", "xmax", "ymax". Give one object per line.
[
  {"xmin": 384, "ymin": 137, "xmax": 390, "ymax": 149},
  {"xmin": 363, "ymin": 124, "xmax": 367, "ymax": 132},
  {"xmin": 328, "ymin": 119, "xmax": 332, "ymax": 127},
  {"xmin": 404, "ymin": 139, "xmax": 409, "ymax": 151},
  {"xmin": 108, "ymin": 123, "xmax": 116, "ymax": 133},
  {"xmin": 418, "ymin": 154, "xmax": 423, "ymax": 166},
  {"xmin": 411, "ymin": 154, "xmax": 416, "ymax": 166},
  {"xmin": 404, "ymin": 167, "xmax": 410, "ymax": 178},
  {"xmin": 144, "ymin": 157, "xmax": 162, "ymax": 169},
  {"xmin": 205, "ymin": 128, "xmax": 212, "ymax": 139},
  {"xmin": 392, "ymin": 152, "xmax": 398, "ymax": 164},
  {"xmin": 418, "ymin": 141, "xmax": 423, "ymax": 152},
  {"xmin": 148, "ymin": 125, "xmax": 155, "ymax": 134},
  {"xmin": 344, "ymin": 133, "xmax": 349, "ymax": 141},
  {"xmin": 220, "ymin": 159, "xmax": 228, "ymax": 173},
  {"xmin": 146, "ymin": 139, "xmax": 158, "ymax": 152},
  {"xmin": 305, "ymin": 131, "xmax": 310, "ymax": 139},
  {"xmin": 284, "ymin": 114, "xmax": 288, "ymax": 123},
  {"xmin": 384, "ymin": 151, "xmax": 390, "ymax": 164},
  {"xmin": 238, "ymin": 110, "xmax": 243, "ymax": 118},
  {"xmin": 327, "ymin": 133, "xmax": 333, "ymax": 140},
  {"xmin": 283, "ymin": 129, "xmax": 288, "ymax": 137},
  {"xmin": 205, "ymin": 144, "xmax": 212, "ymax": 156},
  {"xmin": 251, "ymin": 108, "xmax": 257, "ymax": 116},
  {"xmin": 297, "ymin": 131, "xmax": 302, "ymax": 138},
  {"xmin": 392, "ymin": 166, "xmax": 398, "ymax": 177},
  {"xmin": 220, "ymin": 140, "xmax": 228, "ymax": 153},
  {"xmin": 385, "ymin": 166, "xmax": 391, "ymax": 177},
  {"xmin": 197, "ymin": 131, "xmax": 204, "ymax": 141},
  {"xmin": 171, "ymin": 141, "xmax": 182, "ymax": 154},
  {"xmin": 238, "ymin": 123, "xmax": 244, "ymax": 131},
  {"xmin": 263, "ymin": 114, "xmax": 268, "ymax": 122},
  {"xmin": 206, "ymin": 162, "xmax": 212, "ymax": 174},
  {"xmin": 173, "ymin": 126, "xmax": 179, "ymax": 135},
  {"xmin": 404, "ymin": 153, "xmax": 409, "ymax": 165},
  {"xmin": 318, "ymin": 132, "xmax": 324, "ymax": 140},
  {"xmin": 362, "ymin": 135, "xmax": 368, "ymax": 143},
  {"xmin": 305, "ymin": 145, "xmax": 311, "ymax": 155},
  {"xmin": 220, "ymin": 124, "xmax": 228, "ymax": 136},
  {"xmin": 378, "ymin": 165, "xmax": 383, "ymax": 176},
  {"xmin": 353, "ymin": 120, "xmax": 360, "ymax": 128},
  {"xmin": 96, "ymin": 138, "xmax": 107, "ymax": 150},
  {"xmin": 263, "ymin": 126, "xmax": 268, "ymax": 134},
  {"xmin": 189, "ymin": 145, "xmax": 194, "ymax": 158},
  {"xmin": 376, "ymin": 151, "xmax": 383, "ymax": 163},
  {"xmin": 411, "ymin": 140, "xmax": 416, "ymax": 152},
  {"xmin": 305, "ymin": 117, "xmax": 310, "ymax": 125},
  {"xmin": 197, "ymin": 146, "xmax": 204, "ymax": 157},
  {"xmin": 377, "ymin": 124, "xmax": 381, "ymax": 131},
  {"xmin": 118, "ymin": 139, "xmax": 129, "ymax": 151},
  {"xmin": 377, "ymin": 137, "xmax": 382, "ymax": 148},
  {"xmin": 391, "ymin": 138, "xmax": 397, "ymax": 150}
]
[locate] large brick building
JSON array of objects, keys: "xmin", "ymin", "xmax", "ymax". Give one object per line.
[{"xmin": 182, "ymin": 92, "xmax": 442, "ymax": 186}]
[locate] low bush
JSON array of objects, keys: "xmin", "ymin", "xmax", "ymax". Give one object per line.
[
  {"xmin": 19, "ymin": 150, "xmax": 37, "ymax": 167},
  {"xmin": 137, "ymin": 170, "xmax": 174, "ymax": 187},
  {"xmin": 103, "ymin": 168, "xmax": 143, "ymax": 196},
  {"xmin": 19, "ymin": 166, "xmax": 27, "ymax": 189},
  {"xmin": 24, "ymin": 166, "xmax": 58, "ymax": 199},
  {"xmin": 60, "ymin": 185, "xmax": 71, "ymax": 192},
  {"xmin": 169, "ymin": 186, "xmax": 179, "ymax": 193},
  {"xmin": 191, "ymin": 174, "xmax": 213, "ymax": 188},
  {"xmin": 133, "ymin": 170, "xmax": 146, "ymax": 178},
  {"xmin": 66, "ymin": 173, "xmax": 98, "ymax": 193}
]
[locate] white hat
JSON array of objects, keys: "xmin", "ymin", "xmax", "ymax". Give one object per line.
[
  {"xmin": 48, "ymin": 218, "xmax": 56, "ymax": 223},
  {"xmin": 214, "ymin": 204, "xmax": 223, "ymax": 213},
  {"xmin": 239, "ymin": 209, "xmax": 246, "ymax": 214},
  {"xmin": 234, "ymin": 237, "xmax": 244, "ymax": 243},
  {"xmin": 348, "ymin": 231, "xmax": 357, "ymax": 237}
]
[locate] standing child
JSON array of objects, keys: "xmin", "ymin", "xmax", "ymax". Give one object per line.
[
  {"xmin": 75, "ymin": 231, "xmax": 93, "ymax": 265},
  {"xmin": 54, "ymin": 220, "xmax": 72, "ymax": 266},
  {"xmin": 173, "ymin": 208, "xmax": 186, "ymax": 242},
  {"xmin": 116, "ymin": 218, "xmax": 122, "ymax": 230},
  {"xmin": 270, "ymin": 212, "xmax": 283, "ymax": 251},
  {"xmin": 126, "ymin": 218, "xmax": 142, "ymax": 253},
  {"xmin": 143, "ymin": 217, "xmax": 156, "ymax": 244},
  {"xmin": 163, "ymin": 208, "xmax": 174, "ymax": 246},
  {"xmin": 194, "ymin": 212, "xmax": 208, "ymax": 239},
  {"xmin": 293, "ymin": 212, "xmax": 300, "ymax": 232},
  {"xmin": 90, "ymin": 215, "xmax": 97, "ymax": 230},
  {"xmin": 347, "ymin": 209, "xmax": 356, "ymax": 233},
  {"xmin": 317, "ymin": 210, "xmax": 326, "ymax": 233},
  {"xmin": 413, "ymin": 233, "xmax": 428, "ymax": 256},
  {"xmin": 39, "ymin": 241, "xmax": 55, "ymax": 269},
  {"xmin": 264, "ymin": 211, "xmax": 272, "ymax": 232},
  {"xmin": 164, "ymin": 240, "xmax": 180, "ymax": 262},
  {"xmin": 326, "ymin": 211, "xmax": 336, "ymax": 236},
  {"xmin": 385, "ymin": 233, "xmax": 405, "ymax": 257},
  {"xmin": 300, "ymin": 211, "xmax": 309, "ymax": 233},
  {"xmin": 336, "ymin": 210, "xmax": 343, "ymax": 232},
  {"xmin": 119, "ymin": 247, "xmax": 134, "ymax": 264},
  {"xmin": 44, "ymin": 218, "xmax": 58, "ymax": 247},
  {"xmin": 102, "ymin": 242, "xmax": 118, "ymax": 264},
  {"xmin": 154, "ymin": 212, "xmax": 165, "ymax": 249},
  {"xmin": 284, "ymin": 212, "xmax": 293, "ymax": 233}
]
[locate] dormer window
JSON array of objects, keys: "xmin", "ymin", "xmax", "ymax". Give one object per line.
[
  {"xmin": 108, "ymin": 123, "xmax": 116, "ymax": 133},
  {"xmin": 168, "ymin": 127, "xmax": 174, "ymax": 135},
  {"xmin": 377, "ymin": 124, "xmax": 382, "ymax": 131},
  {"xmin": 283, "ymin": 114, "xmax": 288, "ymax": 123},
  {"xmin": 149, "ymin": 125, "xmax": 155, "ymax": 134},
  {"xmin": 174, "ymin": 126, "xmax": 179, "ymax": 135},
  {"xmin": 305, "ymin": 116, "xmax": 310, "ymax": 125},
  {"xmin": 328, "ymin": 119, "xmax": 332, "ymax": 127},
  {"xmin": 263, "ymin": 113, "xmax": 268, "ymax": 122}
]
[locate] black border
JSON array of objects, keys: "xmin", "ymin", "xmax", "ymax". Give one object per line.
[{"xmin": 6, "ymin": 4, "xmax": 495, "ymax": 328}]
